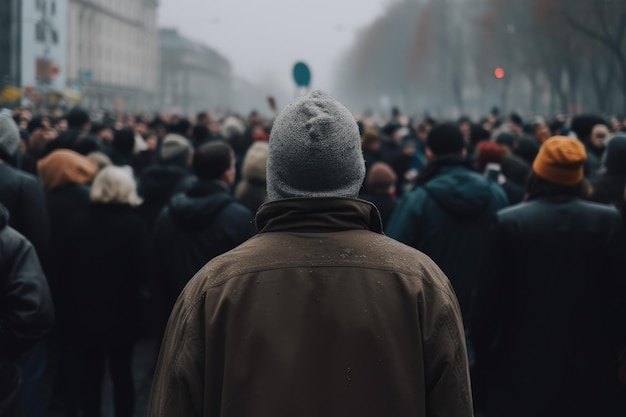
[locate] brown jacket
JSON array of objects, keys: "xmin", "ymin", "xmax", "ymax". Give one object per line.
[{"xmin": 149, "ymin": 198, "xmax": 473, "ymax": 417}]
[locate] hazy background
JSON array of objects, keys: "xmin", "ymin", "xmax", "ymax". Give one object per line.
[
  {"xmin": 159, "ymin": 0, "xmax": 392, "ymax": 95},
  {"xmin": 158, "ymin": 0, "xmax": 626, "ymax": 118}
]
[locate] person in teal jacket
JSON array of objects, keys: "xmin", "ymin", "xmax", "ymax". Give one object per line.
[{"xmin": 387, "ymin": 124, "xmax": 508, "ymax": 323}]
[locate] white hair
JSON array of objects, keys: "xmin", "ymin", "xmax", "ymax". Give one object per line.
[{"xmin": 90, "ymin": 166, "xmax": 142, "ymax": 206}]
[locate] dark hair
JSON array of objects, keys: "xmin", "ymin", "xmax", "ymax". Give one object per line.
[
  {"xmin": 192, "ymin": 124, "xmax": 210, "ymax": 144},
  {"xmin": 66, "ymin": 107, "xmax": 90, "ymax": 129},
  {"xmin": 424, "ymin": 117, "xmax": 437, "ymax": 128},
  {"xmin": 509, "ymin": 112, "xmax": 523, "ymax": 127},
  {"xmin": 361, "ymin": 129, "xmax": 380, "ymax": 149},
  {"xmin": 170, "ymin": 119, "xmax": 191, "ymax": 136},
  {"xmin": 549, "ymin": 120, "xmax": 565, "ymax": 135},
  {"xmin": 469, "ymin": 124, "xmax": 490, "ymax": 148},
  {"xmin": 525, "ymin": 172, "xmax": 590, "ymax": 200},
  {"xmin": 426, "ymin": 123, "xmax": 465, "ymax": 156},
  {"xmin": 27, "ymin": 117, "xmax": 45, "ymax": 133},
  {"xmin": 571, "ymin": 114, "xmax": 608, "ymax": 142},
  {"xmin": 113, "ymin": 128, "xmax": 135, "ymax": 155},
  {"xmin": 193, "ymin": 141, "xmax": 233, "ymax": 180},
  {"xmin": 458, "ymin": 116, "xmax": 471, "ymax": 125},
  {"xmin": 495, "ymin": 132, "xmax": 516, "ymax": 148}
]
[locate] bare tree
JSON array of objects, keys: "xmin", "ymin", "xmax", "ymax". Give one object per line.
[{"xmin": 564, "ymin": 0, "xmax": 626, "ymax": 112}]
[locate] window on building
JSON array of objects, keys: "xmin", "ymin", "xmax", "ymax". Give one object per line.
[{"xmin": 35, "ymin": 21, "xmax": 45, "ymax": 42}]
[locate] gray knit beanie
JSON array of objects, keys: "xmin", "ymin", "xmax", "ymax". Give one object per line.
[
  {"xmin": 0, "ymin": 113, "xmax": 20, "ymax": 159},
  {"xmin": 267, "ymin": 90, "xmax": 365, "ymax": 200},
  {"xmin": 159, "ymin": 133, "xmax": 193, "ymax": 164}
]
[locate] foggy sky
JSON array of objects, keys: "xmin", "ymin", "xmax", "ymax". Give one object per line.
[{"xmin": 158, "ymin": 0, "xmax": 392, "ymax": 95}]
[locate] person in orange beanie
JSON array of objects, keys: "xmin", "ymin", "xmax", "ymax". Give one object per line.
[{"xmin": 471, "ymin": 135, "xmax": 626, "ymax": 417}]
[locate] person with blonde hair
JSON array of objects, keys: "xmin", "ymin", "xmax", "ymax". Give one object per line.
[{"xmin": 65, "ymin": 165, "xmax": 149, "ymax": 417}]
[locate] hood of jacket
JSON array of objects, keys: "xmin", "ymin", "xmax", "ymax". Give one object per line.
[
  {"xmin": 423, "ymin": 165, "xmax": 496, "ymax": 220},
  {"xmin": 168, "ymin": 180, "xmax": 233, "ymax": 229}
]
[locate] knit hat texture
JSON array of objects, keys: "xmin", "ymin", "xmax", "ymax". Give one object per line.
[
  {"xmin": 0, "ymin": 113, "xmax": 20, "ymax": 158},
  {"xmin": 426, "ymin": 124, "xmax": 465, "ymax": 156},
  {"xmin": 266, "ymin": 90, "xmax": 365, "ymax": 200},
  {"xmin": 37, "ymin": 149, "xmax": 99, "ymax": 191},
  {"xmin": 160, "ymin": 133, "xmax": 192, "ymax": 163},
  {"xmin": 533, "ymin": 136, "xmax": 586, "ymax": 185}
]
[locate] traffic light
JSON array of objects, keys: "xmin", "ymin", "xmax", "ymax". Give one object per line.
[{"xmin": 494, "ymin": 67, "xmax": 505, "ymax": 79}]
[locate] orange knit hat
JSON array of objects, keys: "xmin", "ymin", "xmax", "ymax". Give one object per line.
[{"xmin": 532, "ymin": 136, "xmax": 586, "ymax": 186}]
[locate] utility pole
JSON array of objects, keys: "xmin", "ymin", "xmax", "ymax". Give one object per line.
[
  {"xmin": 9, "ymin": 0, "xmax": 20, "ymax": 89},
  {"xmin": 41, "ymin": 0, "xmax": 51, "ymax": 108}
]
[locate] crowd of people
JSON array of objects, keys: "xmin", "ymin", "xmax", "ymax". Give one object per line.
[{"xmin": 1, "ymin": 92, "xmax": 625, "ymax": 417}]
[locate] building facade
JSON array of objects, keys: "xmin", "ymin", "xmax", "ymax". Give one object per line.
[
  {"xmin": 67, "ymin": 0, "xmax": 158, "ymax": 110},
  {"xmin": 159, "ymin": 28, "xmax": 233, "ymax": 116},
  {"xmin": 0, "ymin": 0, "xmax": 68, "ymax": 106}
]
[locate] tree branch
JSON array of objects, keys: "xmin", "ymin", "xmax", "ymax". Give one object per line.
[
  {"xmin": 593, "ymin": 0, "xmax": 612, "ymax": 42},
  {"xmin": 565, "ymin": 12, "xmax": 609, "ymax": 46},
  {"xmin": 617, "ymin": 12, "xmax": 626, "ymax": 45}
]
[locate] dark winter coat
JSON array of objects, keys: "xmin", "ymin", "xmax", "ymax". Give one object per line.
[
  {"xmin": 149, "ymin": 198, "xmax": 473, "ymax": 417},
  {"xmin": 585, "ymin": 143, "xmax": 605, "ymax": 178},
  {"xmin": 589, "ymin": 174, "xmax": 626, "ymax": 210},
  {"xmin": 0, "ymin": 163, "xmax": 50, "ymax": 256},
  {"xmin": 154, "ymin": 180, "xmax": 256, "ymax": 317},
  {"xmin": 65, "ymin": 203, "xmax": 150, "ymax": 346},
  {"xmin": 471, "ymin": 197, "xmax": 625, "ymax": 417},
  {"xmin": 0, "ymin": 204, "xmax": 54, "ymax": 417},
  {"xmin": 387, "ymin": 164, "xmax": 508, "ymax": 320},
  {"xmin": 500, "ymin": 154, "xmax": 531, "ymax": 187},
  {"xmin": 42, "ymin": 184, "xmax": 91, "ymax": 329},
  {"xmin": 137, "ymin": 164, "xmax": 196, "ymax": 229}
]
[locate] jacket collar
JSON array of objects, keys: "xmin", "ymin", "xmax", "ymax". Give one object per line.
[{"xmin": 255, "ymin": 197, "xmax": 384, "ymax": 234}]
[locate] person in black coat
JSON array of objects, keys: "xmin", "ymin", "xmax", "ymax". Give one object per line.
[
  {"xmin": 589, "ymin": 134, "xmax": 626, "ymax": 210},
  {"xmin": 0, "ymin": 203, "xmax": 54, "ymax": 417},
  {"xmin": 36, "ymin": 149, "xmax": 99, "ymax": 414},
  {"xmin": 472, "ymin": 136, "xmax": 626, "ymax": 417},
  {"xmin": 358, "ymin": 162, "xmax": 397, "ymax": 229},
  {"xmin": 0, "ymin": 114, "xmax": 50, "ymax": 263},
  {"xmin": 0, "ymin": 108, "xmax": 51, "ymax": 417},
  {"xmin": 137, "ymin": 133, "xmax": 196, "ymax": 229},
  {"xmin": 65, "ymin": 166, "xmax": 150, "ymax": 417},
  {"xmin": 153, "ymin": 141, "xmax": 256, "ymax": 336}
]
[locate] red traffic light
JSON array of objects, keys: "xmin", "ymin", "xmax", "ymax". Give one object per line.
[{"xmin": 494, "ymin": 67, "xmax": 505, "ymax": 79}]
